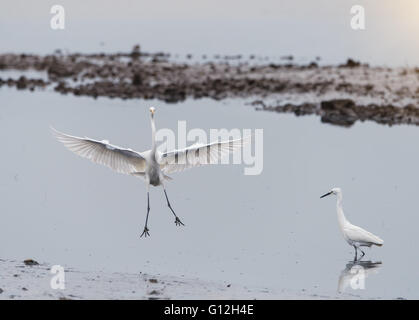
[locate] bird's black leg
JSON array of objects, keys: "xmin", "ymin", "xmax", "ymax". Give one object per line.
[
  {"xmin": 353, "ymin": 245, "xmax": 358, "ymax": 261},
  {"xmin": 140, "ymin": 192, "xmax": 151, "ymax": 237},
  {"xmin": 163, "ymin": 189, "xmax": 184, "ymax": 226}
]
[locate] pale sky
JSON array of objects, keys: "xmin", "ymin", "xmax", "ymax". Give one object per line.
[
  {"xmin": 0, "ymin": 0, "xmax": 418, "ymax": 66},
  {"xmin": 0, "ymin": 0, "xmax": 417, "ymax": 22}
]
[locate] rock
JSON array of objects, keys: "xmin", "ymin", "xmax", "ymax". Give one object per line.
[
  {"xmin": 16, "ymin": 76, "xmax": 27, "ymax": 89},
  {"xmin": 320, "ymin": 99, "xmax": 358, "ymax": 127},
  {"xmin": 339, "ymin": 58, "xmax": 361, "ymax": 68},
  {"xmin": 281, "ymin": 55, "xmax": 293, "ymax": 61},
  {"xmin": 131, "ymin": 45, "xmax": 141, "ymax": 59},
  {"xmin": 132, "ymin": 73, "xmax": 142, "ymax": 86},
  {"xmin": 148, "ymin": 290, "xmax": 161, "ymax": 295},
  {"xmin": 47, "ymin": 58, "xmax": 75, "ymax": 78},
  {"xmin": 24, "ymin": 259, "xmax": 39, "ymax": 266}
]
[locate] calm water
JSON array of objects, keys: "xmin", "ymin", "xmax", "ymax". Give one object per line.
[{"xmin": 1, "ymin": 87, "xmax": 419, "ymax": 299}]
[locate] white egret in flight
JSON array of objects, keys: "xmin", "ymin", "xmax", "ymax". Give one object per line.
[
  {"xmin": 320, "ymin": 187, "xmax": 384, "ymax": 259},
  {"xmin": 52, "ymin": 107, "xmax": 247, "ymax": 237}
]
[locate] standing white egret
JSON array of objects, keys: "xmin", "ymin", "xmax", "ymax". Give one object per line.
[
  {"xmin": 320, "ymin": 187, "xmax": 384, "ymax": 259},
  {"xmin": 52, "ymin": 107, "xmax": 247, "ymax": 237}
]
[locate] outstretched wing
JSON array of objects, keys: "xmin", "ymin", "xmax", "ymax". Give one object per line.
[
  {"xmin": 158, "ymin": 135, "xmax": 250, "ymax": 174},
  {"xmin": 52, "ymin": 127, "xmax": 146, "ymax": 175}
]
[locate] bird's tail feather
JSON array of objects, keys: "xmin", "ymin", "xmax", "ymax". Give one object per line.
[{"xmin": 373, "ymin": 235, "xmax": 384, "ymax": 246}]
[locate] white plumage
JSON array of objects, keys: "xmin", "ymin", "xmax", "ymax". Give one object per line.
[
  {"xmin": 51, "ymin": 128, "xmax": 147, "ymax": 175},
  {"xmin": 52, "ymin": 107, "xmax": 248, "ymax": 237},
  {"xmin": 320, "ymin": 187, "xmax": 384, "ymax": 259},
  {"xmin": 159, "ymin": 137, "xmax": 247, "ymax": 174}
]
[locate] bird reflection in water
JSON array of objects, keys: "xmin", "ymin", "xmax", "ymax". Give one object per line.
[{"xmin": 337, "ymin": 259, "xmax": 382, "ymax": 293}]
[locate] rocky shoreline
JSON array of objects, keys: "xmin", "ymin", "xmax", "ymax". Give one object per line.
[
  {"xmin": 1, "ymin": 46, "xmax": 418, "ymax": 127},
  {"xmin": 252, "ymin": 99, "xmax": 419, "ymax": 127}
]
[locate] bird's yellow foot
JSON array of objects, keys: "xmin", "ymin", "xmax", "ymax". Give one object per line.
[
  {"xmin": 140, "ymin": 227, "xmax": 150, "ymax": 237},
  {"xmin": 175, "ymin": 217, "xmax": 185, "ymax": 226}
]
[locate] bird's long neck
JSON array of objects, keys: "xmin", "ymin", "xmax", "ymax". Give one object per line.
[
  {"xmin": 336, "ymin": 192, "xmax": 348, "ymax": 227},
  {"xmin": 151, "ymin": 116, "xmax": 157, "ymax": 156}
]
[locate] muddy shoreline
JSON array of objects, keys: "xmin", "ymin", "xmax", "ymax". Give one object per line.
[
  {"xmin": 1, "ymin": 46, "xmax": 418, "ymax": 127},
  {"xmin": 252, "ymin": 99, "xmax": 419, "ymax": 127},
  {"xmin": 1, "ymin": 258, "xmax": 331, "ymax": 300}
]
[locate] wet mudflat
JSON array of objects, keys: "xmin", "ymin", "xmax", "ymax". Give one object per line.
[
  {"xmin": 1, "ymin": 49, "xmax": 418, "ymax": 127},
  {"xmin": 1, "ymin": 258, "xmax": 305, "ymax": 300},
  {"xmin": 1, "ymin": 88, "xmax": 419, "ymax": 299}
]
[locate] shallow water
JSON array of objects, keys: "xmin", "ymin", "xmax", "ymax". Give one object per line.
[{"xmin": 1, "ymin": 87, "xmax": 419, "ymax": 298}]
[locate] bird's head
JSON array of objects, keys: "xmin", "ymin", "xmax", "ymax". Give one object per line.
[
  {"xmin": 149, "ymin": 107, "xmax": 155, "ymax": 118},
  {"xmin": 320, "ymin": 187, "xmax": 341, "ymax": 198}
]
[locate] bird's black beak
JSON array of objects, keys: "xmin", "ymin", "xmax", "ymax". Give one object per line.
[{"xmin": 320, "ymin": 191, "xmax": 333, "ymax": 199}]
